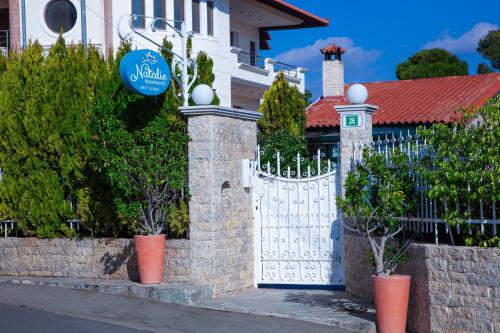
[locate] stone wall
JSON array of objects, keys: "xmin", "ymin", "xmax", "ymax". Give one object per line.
[
  {"xmin": 0, "ymin": 238, "xmax": 191, "ymax": 283},
  {"xmin": 182, "ymin": 106, "xmax": 259, "ymax": 296},
  {"xmin": 345, "ymin": 233, "xmax": 500, "ymax": 333}
]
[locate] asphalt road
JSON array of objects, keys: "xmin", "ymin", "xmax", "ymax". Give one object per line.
[
  {"xmin": 0, "ymin": 303, "xmax": 150, "ymax": 333},
  {"xmin": 0, "ymin": 283, "xmax": 348, "ymax": 333}
]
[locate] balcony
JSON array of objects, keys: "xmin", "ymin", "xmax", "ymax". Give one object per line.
[
  {"xmin": 0, "ymin": 30, "xmax": 9, "ymax": 57},
  {"xmin": 230, "ymin": 47, "xmax": 306, "ymax": 93}
]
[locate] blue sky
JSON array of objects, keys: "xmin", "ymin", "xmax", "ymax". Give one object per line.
[{"xmin": 261, "ymin": 0, "xmax": 499, "ymax": 99}]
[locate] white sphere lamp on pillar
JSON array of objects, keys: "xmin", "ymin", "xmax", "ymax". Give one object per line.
[
  {"xmin": 347, "ymin": 84, "xmax": 368, "ymax": 104},
  {"xmin": 191, "ymin": 84, "xmax": 214, "ymax": 105}
]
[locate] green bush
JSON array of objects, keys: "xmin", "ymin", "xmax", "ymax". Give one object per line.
[
  {"xmin": 257, "ymin": 72, "xmax": 317, "ymax": 173},
  {"xmin": 418, "ymin": 96, "xmax": 500, "ymax": 247},
  {"xmin": 258, "ymin": 72, "xmax": 307, "ymax": 138},
  {"xmin": 0, "ymin": 36, "xmax": 219, "ymax": 238},
  {"xmin": 0, "ymin": 38, "xmax": 105, "ymax": 237},
  {"xmin": 338, "ymin": 149, "xmax": 415, "ymax": 275}
]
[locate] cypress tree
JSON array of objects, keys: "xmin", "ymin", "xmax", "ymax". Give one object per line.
[
  {"xmin": 0, "ymin": 37, "xmax": 105, "ymax": 237},
  {"xmin": 256, "ymin": 72, "xmax": 312, "ymax": 175},
  {"xmin": 257, "ymin": 72, "xmax": 307, "ymax": 137}
]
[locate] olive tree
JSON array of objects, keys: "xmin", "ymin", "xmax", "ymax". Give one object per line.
[{"xmin": 338, "ymin": 150, "xmax": 415, "ymax": 275}]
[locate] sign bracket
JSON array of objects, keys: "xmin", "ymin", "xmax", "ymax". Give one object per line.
[{"xmin": 118, "ymin": 14, "xmax": 197, "ymax": 106}]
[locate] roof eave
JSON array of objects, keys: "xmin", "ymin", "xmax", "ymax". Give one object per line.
[{"xmin": 256, "ymin": 0, "xmax": 329, "ymax": 30}]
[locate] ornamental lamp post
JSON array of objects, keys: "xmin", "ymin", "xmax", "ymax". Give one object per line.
[
  {"xmin": 346, "ymin": 83, "xmax": 368, "ymax": 104},
  {"xmin": 191, "ymin": 84, "xmax": 214, "ymax": 105}
]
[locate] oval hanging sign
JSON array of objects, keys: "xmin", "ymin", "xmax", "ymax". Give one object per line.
[{"xmin": 119, "ymin": 49, "xmax": 171, "ymax": 96}]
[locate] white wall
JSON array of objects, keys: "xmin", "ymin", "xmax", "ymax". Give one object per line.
[
  {"xmin": 110, "ymin": 0, "xmax": 231, "ymax": 106},
  {"xmin": 23, "ymin": 0, "xmax": 104, "ymax": 47},
  {"xmin": 229, "ymin": 19, "xmax": 258, "ymax": 55},
  {"xmin": 19, "ymin": 0, "xmax": 305, "ymax": 111}
]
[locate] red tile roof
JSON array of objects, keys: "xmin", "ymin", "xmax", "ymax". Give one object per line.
[
  {"xmin": 257, "ymin": 0, "xmax": 329, "ymax": 29},
  {"xmin": 320, "ymin": 45, "xmax": 346, "ymax": 55},
  {"xmin": 306, "ymin": 74, "xmax": 500, "ymax": 128}
]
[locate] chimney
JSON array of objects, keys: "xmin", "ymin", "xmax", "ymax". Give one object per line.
[{"xmin": 321, "ymin": 45, "xmax": 345, "ymax": 97}]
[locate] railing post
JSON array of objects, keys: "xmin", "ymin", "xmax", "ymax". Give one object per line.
[
  {"xmin": 264, "ymin": 57, "xmax": 276, "ymax": 74},
  {"xmin": 230, "ymin": 46, "xmax": 241, "ymax": 64},
  {"xmin": 336, "ymin": 103, "xmax": 378, "ymax": 198},
  {"xmin": 297, "ymin": 67, "xmax": 307, "ymax": 93}
]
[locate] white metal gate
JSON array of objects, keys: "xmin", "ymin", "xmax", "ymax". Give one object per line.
[{"xmin": 252, "ymin": 148, "xmax": 344, "ymax": 286}]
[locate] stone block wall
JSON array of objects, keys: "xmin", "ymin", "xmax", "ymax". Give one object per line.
[
  {"xmin": 0, "ymin": 238, "xmax": 191, "ymax": 283},
  {"xmin": 345, "ymin": 233, "xmax": 500, "ymax": 333},
  {"xmin": 186, "ymin": 110, "xmax": 256, "ymax": 296}
]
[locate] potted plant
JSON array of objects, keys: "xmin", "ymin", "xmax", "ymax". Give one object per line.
[
  {"xmin": 94, "ymin": 113, "xmax": 190, "ymax": 284},
  {"xmin": 338, "ymin": 149, "xmax": 416, "ymax": 333}
]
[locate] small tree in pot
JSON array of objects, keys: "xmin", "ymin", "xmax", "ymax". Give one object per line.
[
  {"xmin": 93, "ymin": 113, "xmax": 189, "ymax": 284},
  {"xmin": 338, "ymin": 149, "xmax": 416, "ymax": 333},
  {"xmin": 91, "ymin": 43, "xmax": 190, "ymax": 284}
]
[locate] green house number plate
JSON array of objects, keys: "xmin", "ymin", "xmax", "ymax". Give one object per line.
[{"xmin": 342, "ymin": 114, "xmax": 362, "ymax": 128}]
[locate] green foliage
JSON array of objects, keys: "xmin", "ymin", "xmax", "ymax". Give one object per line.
[
  {"xmin": 90, "ymin": 39, "xmax": 194, "ymax": 237},
  {"xmin": 167, "ymin": 198, "xmax": 190, "ymax": 237},
  {"xmin": 0, "ymin": 38, "xmax": 105, "ymax": 237},
  {"xmin": 0, "ymin": 52, "xmax": 6, "ymax": 74},
  {"xmin": 257, "ymin": 72, "xmax": 314, "ymax": 174},
  {"xmin": 338, "ymin": 149, "xmax": 415, "ymax": 275},
  {"xmin": 303, "ymin": 89, "xmax": 313, "ymax": 106},
  {"xmin": 396, "ymin": 48, "xmax": 468, "ymax": 80},
  {"xmin": 258, "ymin": 131, "xmax": 309, "ymax": 174},
  {"xmin": 190, "ymin": 51, "xmax": 220, "ymax": 105},
  {"xmin": 417, "ymin": 96, "xmax": 499, "ymax": 247},
  {"xmin": 92, "ymin": 115, "xmax": 189, "ymax": 235},
  {"xmin": 0, "ymin": 35, "xmax": 220, "ymax": 238},
  {"xmin": 477, "ymin": 63, "xmax": 494, "ymax": 74},
  {"xmin": 477, "ymin": 29, "xmax": 500, "ymax": 70},
  {"xmin": 257, "ymin": 72, "xmax": 307, "ymax": 138}
]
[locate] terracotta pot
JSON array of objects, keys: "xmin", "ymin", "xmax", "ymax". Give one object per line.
[
  {"xmin": 134, "ymin": 234, "xmax": 165, "ymax": 284},
  {"xmin": 372, "ymin": 275, "xmax": 411, "ymax": 333}
]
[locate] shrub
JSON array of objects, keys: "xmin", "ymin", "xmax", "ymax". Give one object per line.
[
  {"xmin": 417, "ymin": 96, "xmax": 499, "ymax": 247},
  {"xmin": 338, "ymin": 149, "xmax": 416, "ymax": 275},
  {"xmin": 0, "ymin": 38, "xmax": 105, "ymax": 237}
]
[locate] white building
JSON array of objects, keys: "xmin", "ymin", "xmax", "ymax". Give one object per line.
[{"xmin": 0, "ymin": 0, "xmax": 327, "ymax": 110}]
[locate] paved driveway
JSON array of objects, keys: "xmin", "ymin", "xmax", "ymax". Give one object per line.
[{"xmin": 0, "ymin": 283, "xmax": 350, "ymax": 333}]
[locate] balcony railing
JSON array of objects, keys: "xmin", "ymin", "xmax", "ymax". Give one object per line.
[
  {"xmin": 237, "ymin": 50, "xmax": 266, "ymax": 70},
  {"xmin": 0, "ymin": 30, "xmax": 9, "ymax": 57},
  {"xmin": 236, "ymin": 49, "xmax": 299, "ymax": 78},
  {"xmin": 230, "ymin": 46, "xmax": 305, "ymax": 93},
  {"xmin": 274, "ymin": 61, "xmax": 298, "ymax": 78}
]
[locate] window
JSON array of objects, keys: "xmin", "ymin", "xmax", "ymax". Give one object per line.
[
  {"xmin": 230, "ymin": 30, "xmax": 239, "ymax": 47},
  {"xmin": 174, "ymin": 0, "xmax": 184, "ymax": 30},
  {"xmin": 207, "ymin": 1, "xmax": 214, "ymax": 36},
  {"xmin": 44, "ymin": 0, "xmax": 77, "ymax": 33},
  {"xmin": 250, "ymin": 40, "xmax": 256, "ymax": 66},
  {"xmin": 153, "ymin": 0, "xmax": 166, "ymax": 30},
  {"xmin": 192, "ymin": 0, "xmax": 200, "ymax": 33},
  {"xmin": 131, "ymin": 0, "xmax": 145, "ymax": 28}
]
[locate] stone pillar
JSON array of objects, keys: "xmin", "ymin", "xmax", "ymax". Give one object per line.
[
  {"xmin": 180, "ymin": 105, "xmax": 261, "ymax": 296},
  {"xmin": 336, "ymin": 104, "xmax": 378, "ymax": 197}
]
